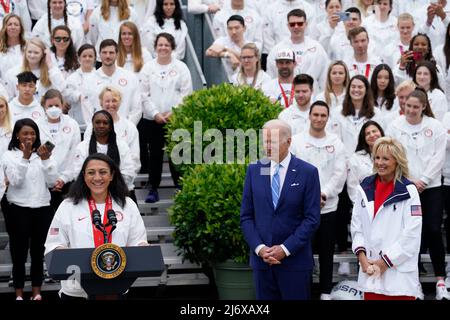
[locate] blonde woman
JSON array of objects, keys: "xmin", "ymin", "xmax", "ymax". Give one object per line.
[
  {"xmin": 117, "ymin": 21, "xmax": 152, "ymax": 74},
  {"xmin": 356, "ymin": 0, "xmax": 374, "ymax": 18},
  {"xmin": 351, "ymin": 137, "xmax": 422, "ymax": 300},
  {"xmin": 231, "ymin": 43, "xmax": 270, "ymax": 90},
  {"xmin": 0, "ymin": 96, "xmax": 12, "ymax": 155},
  {"xmin": 316, "ymin": 60, "xmax": 350, "ymax": 112},
  {"xmin": 4, "ymin": 38, "xmax": 66, "ymax": 99},
  {"xmin": 88, "ymin": 0, "xmax": 137, "ymax": 62},
  {"xmin": 0, "ymin": 14, "xmax": 26, "ymax": 81}
]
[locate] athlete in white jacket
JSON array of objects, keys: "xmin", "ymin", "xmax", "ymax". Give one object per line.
[
  {"xmin": 0, "ymin": 0, "xmax": 32, "ymax": 34},
  {"xmin": 290, "ymin": 100, "xmax": 346, "ymax": 300}
]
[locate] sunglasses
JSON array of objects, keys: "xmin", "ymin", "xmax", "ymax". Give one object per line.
[
  {"xmin": 289, "ymin": 21, "xmax": 305, "ymax": 27},
  {"xmin": 54, "ymin": 36, "xmax": 70, "ymax": 43}
]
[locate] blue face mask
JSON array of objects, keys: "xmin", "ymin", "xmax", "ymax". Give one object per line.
[{"xmin": 46, "ymin": 106, "xmax": 62, "ymax": 120}]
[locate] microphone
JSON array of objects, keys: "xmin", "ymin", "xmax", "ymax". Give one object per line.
[
  {"xmin": 92, "ymin": 209, "xmax": 103, "ymax": 230},
  {"xmin": 107, "ymin": 209, "xmax": 117, "ymax": 229}
]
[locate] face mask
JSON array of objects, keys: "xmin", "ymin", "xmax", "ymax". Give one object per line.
[{"xmin": 46, "ymin": 106, "xmax": 62, "ymax": 120}]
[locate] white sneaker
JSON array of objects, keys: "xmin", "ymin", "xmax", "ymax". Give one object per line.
[
  {"xmin": 15, "ymin": 296, "xmax": 23, "ymax": 301},
  {"xmin": 320, "ymin": 293, "xmax": 332, "ymax": 300},
  {"xmin": 445, "ymin": 277, "xmax": 450, "ymax": 289},
  {"xmin": 338, "ymin": 262, "xmax": 350, "ymax": 276},
  {"xmin": 435, "ymin": 281, "xmax": 450, "ymax": 300}
]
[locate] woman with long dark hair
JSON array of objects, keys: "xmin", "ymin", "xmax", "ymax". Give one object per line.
[
  {"xmin": 347, "ymin": 120, "xmax": 385, "ymax": 203},
  {"xmin": 1, "ymin": 118, "xmax": 57, "ymax": 300},
  {"xmin": 44, "ymin": 153, "xmax": 148, "ymax": 300},
  {"xmin": 49, "ymin": 25, "xmax": 79, "ymax": 79},
  {"xmin": 412, "ymin": 60, "xmax": 447, "ymax": 121},
  {"xmin": 141, "ymin": 0, "xmax": 188, "ymax": 59},
  {"xmin": 370, "ymin": 64, "xmax": 397, "ymax": 126},
  {"xmin": 71, "ymin": 110, "xmax": 136, "ymax": 199}
]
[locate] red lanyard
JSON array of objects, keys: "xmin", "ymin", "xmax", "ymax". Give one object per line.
[
  {"xmin": 353, "ymin": 64, "xmax": 371, "ymax": 79},
  {"xmin": 278, "ymin": 81, "xmax": 294, "ymax": 108},
  {"xmin": 0, "ymin": 0, "xmax": 10, "ymax": 13},
  {"xmin": 88, "ymin": 195, "xmax": 113, "ymax": 247}
]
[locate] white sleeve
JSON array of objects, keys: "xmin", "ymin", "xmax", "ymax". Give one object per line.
[
  {"xmin": 59, "ymin": 125, "xmax": 82, "ymax": 183},
  {"xmin": 420, "ymin": 125, "xmax": 446, "ymax": 185},
  {"xmin": 125, "ymin": 199, "xmax": 148, "ymax": 246},
  {"xmin": 41, "ymin": 158, "xmax": 59, "ymax": 187},
  {"xmin": 128, "ymin": 124, "xmax": 141, "ymax": 174},
  {"xmin": 18, "ymin": 2, "xmax": 33, "ymax": 34},
  {"xmin": 87, "ymin": 9, "xmax": 99, "ymax": 46},
  {"xmin": 175, "ymin": 22, "xmax": 188, "ymax": 60},
  {"xmin": 139, "ymin": 66, "xmax": 160, "ymax": 118},
  {"xmin": 262, "ymin": 11, "xmax": 274, "ymax": 54},
  {"xmin": 119, "ymin": 143, "xmax": 137, "ymax": 187},
  {"xmin": 383, "ymin": 186, "xmax": 422, "ymax": 267},
  {"xmin": 44, "ymin": 201, "xmax": 71, "ymax": 254},
  {"xmin": 350, "ymin": 188, "xmax": 367, "ymax": 254},
  {"xmin": 175, "ymin": 64, "xmax": 193, "ymax": 107},
  {"xmin": 49, "ymin": 66, "xmax": 67, "ymax": 92},
  {"xmin": 266, "ymin": 47, "xmax": 277, "ymax": 79},
  {"xmin": 346, "ymin": 157, "xmax": 361, "ymax": 204},
  {"xmin": 322, "ymin": 142, "xmax": 347, "ymax": 199},
  {"xmin": 187, "ymin": 0, "xmax": 210, "ymax": 14},
  {"xmin": 127, "ymin": 75, "xmax": 142, "ymax": 125},
  {"xmin": 3, "ymin": 154, "xmax": 28, "ymax": 186},
  {"xmin": 63, "ymin": 74, "xmax": 82, "ymax": 105},
  {"xmin": 72, "ymin": 142, "xmax": 88, "ymax": 182},
  {"xmin": 430, "ymin": 90, "xmax": 448, "ymax": 122}
]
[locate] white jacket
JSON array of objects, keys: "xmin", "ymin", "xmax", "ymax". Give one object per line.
[
  {"xmin": 44, "ymin": 197, "xmax": 147, "ymax": 298},
  {"xmin": 8, "ymin": 97, "xmax": 45, "ymax": 125},
  {"xmin": 427, "ymin": 88, "xmax": 448, "ymax": 122},
  {"xmin": 72, "ymin": 139, "xmax": 136, "ymax": 190},
  {"xmin": 212, "ymin": 6, "xmax": 263, "ymax": 52},
  {"xmin": 278, "ymin": 101, "xmax": 310, "ymax": 136},
  {"xmin": 129, "ymin": 0, "xmax": 156, "ymax": 26},
  {"xmin": 0, "ymin": 44, "xmax": 22, "ymax": 81},
  {"xmin": 261, "ymin": 0, "xmax": 315, "ymax": 54},
  {"xmin": 0, "ymin": 127, "xmax": 12, "ymax": 156},
  {"xmin": 4, "ymin": 65, "xmax": 66, "ymax": 101},
  {"xmin": 119, "ymin": 48, "xmax": 153, "ymax": 74},
  {"xmin": 387, "ymin": 115, "xmax": 446, "ymax": 188},
  {"xmin": 231, "ymin": 70, "xmax": 271, "ymax": 90},
  {"xmin": 434, "ymin": 44, "xmax": 450, "ymax": 106},
  {"xmin": 37, "ymin": 114, "xmax": 81, "ymax": 184},
  {"xmin": 140, "ymin": 16, "xmax": 188, "ymax": 60},
  {"xmin": 351, "ymin": 175, "xmax": 422, "ymax": 298},
  {"xmin": 347, "ymin": 150, "xmax": 373, "ymax": 204},
  {"xmin": 362, "ymin": 14, "xmax": 398, "ymax": 60},
  {"xmin": 2, "ymin": 150, "xmax": 58, "ymax": 207},
  {"xmin": 83, "ymin": 117, "xmax": 141, "ymax": 175},
  {"xmin": 187, "ymin": 0, "xmax": 224, "ymax": 14},
  {"xmin": 291, "ymin": 131, "xmax": 347, "ymax": 213},
  {"xmin": 267, "ymin": 37, "xmax": 329, "ymax": 92},
  {"xmin": 441, "ymin": 112, "xmax": 450, "ymax": 185},
  {"xmin": 63, "ymin": 68, "xmax": 97, "ymax": 126},
  {"xmin": 32, "ymin": 14, "xmax": 85, "ymax": 50},
  {"xmin": 329, "ymin": 107, "xmax": 384, "ymax": 155},
  {"xmin": 140, "ymin": 58, "xmax": 193, "ymax": 120},
  {"xmin": 85, "ymin": 67, "xmax": 142, "ymax": 125}
]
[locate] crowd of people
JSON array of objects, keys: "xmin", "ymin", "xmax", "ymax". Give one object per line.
[{"xmin": 0, "ymin": 0, "xmax": 449, "ymax": 301}]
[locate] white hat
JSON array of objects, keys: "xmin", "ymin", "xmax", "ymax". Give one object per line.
[{"xmin": 275, "ymin": 48, "xmax": 295, "ymax": 61}]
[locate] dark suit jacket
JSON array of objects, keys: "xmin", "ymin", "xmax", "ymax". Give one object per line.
[{"xmin": 240, "ymin": 155, "xmax": 321, "ymax": 271}]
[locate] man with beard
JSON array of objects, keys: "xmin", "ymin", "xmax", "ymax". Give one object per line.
[
  {"xmin": 262, "ymin": 48, "xmax": 296, "ymax": 108},
  {"xmin": 85, "ymin": 39, "xmax": 142, "ymax": 125}
]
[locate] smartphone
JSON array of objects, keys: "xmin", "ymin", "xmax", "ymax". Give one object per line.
[
  {"xmin": 337, "ymin": 12, "xmax": 350, "ymax": 22},
  {"xmin": 413, "ymin": 51, "xmax": 423, "ymax": 61},
  {"xmin": 44, "ymin": 140, "xmax": 55, "ymax": 152}
]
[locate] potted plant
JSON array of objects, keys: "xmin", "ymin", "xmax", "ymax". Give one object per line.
[{"xmin": 166, "ymin": 84, "xmax": 281, "ymax": 299}]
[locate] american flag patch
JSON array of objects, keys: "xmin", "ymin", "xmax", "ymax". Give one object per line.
[
  {"xmin": 411, "ymin": 205, "xmax": 422, "ymax": 216},
  {"xmin": 49, "ymin": 228, "xmax": 59, "ymax": 235}
]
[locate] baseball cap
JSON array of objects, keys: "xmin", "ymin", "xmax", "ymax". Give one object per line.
[{"xmin": 275, "ymin": 48, "xmax": 295, "ymax": 61}]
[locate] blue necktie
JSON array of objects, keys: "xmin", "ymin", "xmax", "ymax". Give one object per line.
[{"xmin": 272, "ymin": 164, "xmax": 281, "ymax": 209}]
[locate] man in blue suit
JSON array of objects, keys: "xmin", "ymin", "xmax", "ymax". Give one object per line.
[{"xmin": 240, "ymin": 119, "xmax": 321, "ymax": 300}]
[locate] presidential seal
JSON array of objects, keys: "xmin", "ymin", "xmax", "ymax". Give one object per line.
[{"xmin": 91, "ymin": 243, "xmax": 127, "ymax": 279}]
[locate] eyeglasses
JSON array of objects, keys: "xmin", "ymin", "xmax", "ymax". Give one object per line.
[
  {"xmin": 289, "ymin": 21, "xmax": 305, "ymax": 27},
  {"xmin": 241, "ymin": 55, "xmax": 256, "ymax": 60},
  {"xmin": 54, "ymin": 36, "xmax": 70, "ymax": 43}
]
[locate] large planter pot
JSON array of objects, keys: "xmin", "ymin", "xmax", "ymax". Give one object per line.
[{"xmin": 213, "ymin": 260, "xmax": 255, "ymax": 300}]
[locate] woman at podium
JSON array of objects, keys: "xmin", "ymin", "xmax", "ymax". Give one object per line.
[{"xmin": 44, "ymin": 153, "xmax": 148, "ymax": 300}]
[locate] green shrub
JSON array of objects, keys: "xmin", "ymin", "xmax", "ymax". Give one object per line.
[
  {"xmin": 169, "ymin": 163, "xmax": 248, "ymax": 264},
  {"xmin": 166, "ymin": 83, "xmax": 282, "ymax": 172},
  {"xmin": 167, "ymin": 84, "xmax": 281, "ymax": 265}
]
